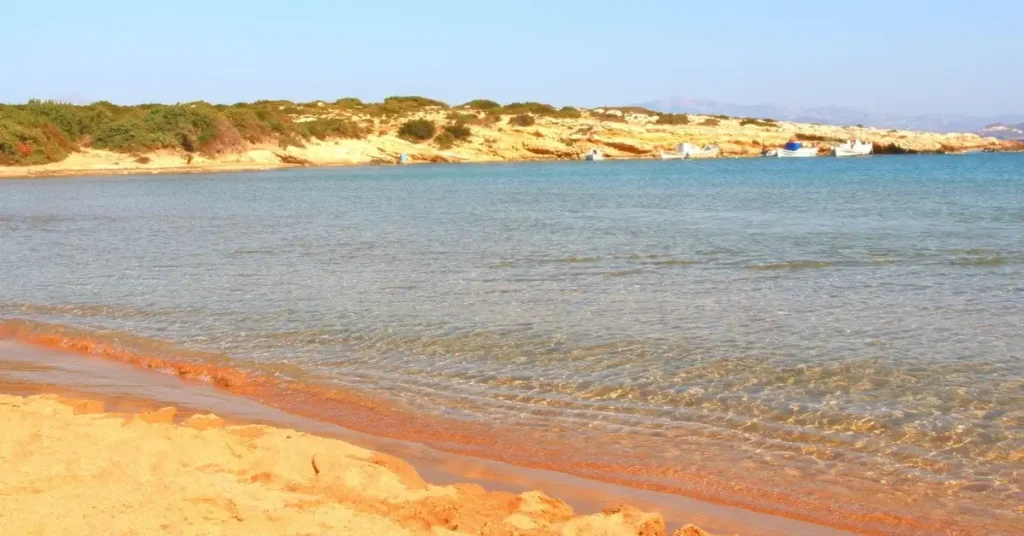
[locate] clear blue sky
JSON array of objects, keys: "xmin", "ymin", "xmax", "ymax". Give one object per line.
[{"xmin": 3, "ymin": 0, "xmax": 1021, "ymax": 115}]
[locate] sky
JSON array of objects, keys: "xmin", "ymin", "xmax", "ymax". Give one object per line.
[{"xmin": 3, "ymin": 0, "xmax": 1021, "ymax": 116}]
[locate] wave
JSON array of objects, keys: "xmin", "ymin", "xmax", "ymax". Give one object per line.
[
  {"xmin": 647, "ymin": 259, "xmax": 699, "ymax": 266},
  {"xmin": 545, "ymin": 256, "xmax": 602, "ymax": 264},
  {"xmin": 949, "ymin": 256, "xmax": 1011, "ymax": 267},
  {"xmin": 748, "ymin": 260, "xmax": 841, "ymax": 271}
]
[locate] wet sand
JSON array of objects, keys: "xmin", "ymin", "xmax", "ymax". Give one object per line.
[{"xmin": 0, "ymin": 340, "xmax": 855, "ymax": 536}]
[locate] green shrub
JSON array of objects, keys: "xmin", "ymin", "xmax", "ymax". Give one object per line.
[
  {"xmin": 443, "ymin": 122, "xmax": 471, "ymax": 141},
  {"xmin": 503, "ymin": 102, "xmax": 557, "ymax": 116},
  {"xmin": 398, "ymin": 119, "xmax": 436, "ymax": 141},
  {"xmin": 449, "ymin": 112, "xmax": 478, "ymax": 124},
  {"xmin": 739, "ymin": 118, "xmax": 778, "ymax": 127},
  {"xmin": 556, "ymin": 106, "xmax": 581, "ymax": 118},
  {"xmin": 509, "ymin": 114, "xmax": 535, "ymax": 127},
  {"xmin": 460, "ymin": 99, "xmax": 501, "ymax": 110},
  {"xmin": 656, "ymin": 113, "xmax": 690, "ymax": 125},
  {"xmin": 334, "ymin": 97, "xmax": 364, "ymax": 109},
  {"xmin": 384, "ymin": 96, "xmax": 449, "ymax": 108},
  {"xmin": 435, "ymin": 131, "xmax": 456, "ymax": 150},
  {"xmin": 22, "ymin": 99, "xmax": 110, "ymax": 137},
  {"xmin": 223, "ymin": 107, "xmax": 274, "ymax": 143},
  {"xmin": 303, "ymin": 118, "xmax": 365, "ymax": 140},
  {"xmin": 0, "ymin": 115, "xmax": 75, "ymax": 165},
  {"xmin": 92, "ymin": 105, "xmax": 218, "ymax": 154},
  {"xmin": 595, "ymin": 112, "xmax": 626, "ymax": 123},
  {"xmin": 700, "ymin": 118, "xmax": 720, "ymax": 126}
]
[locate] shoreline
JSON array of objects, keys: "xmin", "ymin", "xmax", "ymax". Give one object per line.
[
  {"xmin": 2, "ymin": 149, "xmax": 1021, "ymax": 181},
  {"xmin": 0, "ymin": 338, "xmax": 856, "ymax": 536},
  {"xmin": 0, "ymin": 321, "xmax": 961, "ymax": 536},
  {"xmin": 2, "ymin": 105, "xmax": 1020, "ymax": 180}
]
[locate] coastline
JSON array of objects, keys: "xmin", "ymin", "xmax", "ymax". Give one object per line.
[
  {"xmin": 0, "ymin": 322, "xmax": 975, "ymax": 536},
  {"xmin": 0, "ymin": 338, "xmax": 859, "ymax": 536},
  {"xmin": 2, "ymin": 107, "xmax": 1020, "ymax": 180}
]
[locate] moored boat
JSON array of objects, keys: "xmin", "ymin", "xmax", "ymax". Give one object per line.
[
  {"xmin": 660, "ymin": 143, "xmax": 721, "ymax": 160},
  {"xmin": 774, "ymin": 139, "xmax": 818, "ymax": 158},
  {"xmin": 833, "ymin": 139, "xmax": 872, "ymax": 157},
  {"xmin": 584, "ymin": 149, "xmax": 604, "ymax": 161},
  {"xmin": 659, "ymin": 150, "xmax": 686, "ymax": 160}
]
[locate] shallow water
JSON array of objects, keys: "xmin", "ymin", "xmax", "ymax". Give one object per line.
[{"xmin": 2, "ymin": 155, "xmax": 1022, "ymax": 534}]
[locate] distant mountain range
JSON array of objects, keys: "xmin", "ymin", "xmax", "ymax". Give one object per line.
[
  {"xmin": 637, "ymin": 97, "xmax": 1024, "ymax": 136},
  {"xmin": 978, "ymin": 123, "xmax": 1024, "ymax": 140}
]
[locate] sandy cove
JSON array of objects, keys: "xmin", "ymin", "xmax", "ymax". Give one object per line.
[
  {"xmin": 0, "ymin": 393, "xmax": 718, "ymax": 536},
  {"xmin": 1, "ymin": 108, "xmax": 1020, "ymax": 179}
]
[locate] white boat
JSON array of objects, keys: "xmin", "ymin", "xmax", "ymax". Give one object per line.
[
  {"xmin": 660, "ymin": 143, "xmax": 720, "ymax": 160},
  {"xmin": 659, "ymin": 150, "xmax": 686, "ymax": 160},
  {"xmin": 832, "ymin": 140, "xmax": 872, "ymax": 157},
  {"xmin": 776, "ymin": 147, "xmax": 819, "ymax": 157},
  {"xmin": 584, "ymin": 149, "xmax": 604, "ymax": 161},
  {"xmin": 773, "ymin": 140, "xmax": 818, "ymax": 158}
]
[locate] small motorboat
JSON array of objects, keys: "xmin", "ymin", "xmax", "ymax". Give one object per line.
[
  {"xmin": 833, "ymin": 139, "xmax": 872, "ymax": 157},
  {"xmin": 585, "ymin": 149, "xmax": 604, "ymax": 161},
  {"xmin": 661, "ymin": 143, "xmax": 720, "ymax": 160},
  {"xmin": 397, "ymin": 152, "xmax": 409, "ymax": 164},
  {"xmin": 774, "ymin": 139, "xmax": 818, "ymax": 158},
  {"xmin": 660, "ymin": 150, "xmax": 686, "ymax": 160}
]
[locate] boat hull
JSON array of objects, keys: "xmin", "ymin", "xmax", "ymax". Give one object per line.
[
  {"xmin": 687, "ymin": 148, "xmax": 720, "ymax": 159},
  {"xmin": 776, "ymin": 148, "xmax": 819, "ymax": 158},
  {"xmin": 833, "ymin": 142, "xmax": 873, "ymax": 157}
]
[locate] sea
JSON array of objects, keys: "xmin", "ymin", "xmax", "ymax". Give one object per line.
[{"xmin": 1, "ymin": 154, "xmax": 1021, "ymax": 535}]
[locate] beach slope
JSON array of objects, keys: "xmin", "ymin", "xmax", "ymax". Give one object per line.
[{"xmin": 0, "ymin": 393, "xmax": 701, "ymax": 536}]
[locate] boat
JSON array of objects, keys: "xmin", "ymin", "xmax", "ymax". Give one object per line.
[
  {"xmin": 397, "ymin": 152, "xmax": 409, "ymax": 164},
  {"xmin": 659, "ymin": 150, "xmax": 686, "ymax": 160},
  {"xmin": 584, "ymin": 149, "xmax": 604, "ymax": 161},
  {"xmin": 661, "ymin": 143, "xmax": 720, "ymax": 160},
  {"xmin": 832, "ymin": 139, "xmax": 872, "ymax": 157},
  {"xmin": 773, "ymin": 139, "xmax": 818, "ymax": 158}
]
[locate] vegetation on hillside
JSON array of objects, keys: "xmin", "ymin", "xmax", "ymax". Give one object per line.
[
  {"xmin": 739, "ymin": 117, "xmax": 778, "ymax": 127},
  {"xmin": 458, "ymin": 99, "xmax": 501, "ymax": 111},
  {"xmin": 656, "ymin": 113, "xmax": 690, "ymax": 125},
  {"xmin": 509, "ymin": 114, "xmax": 535, "ymax": 127},
  {"xmin": 0, "ymin": 99, "xmax": 366, "ymax": 165},
  {"xmin": 398, "ymin": 119, "xmax": 436, "ymax": 142},
  {"xmin": 4, "ymin": 96, "xmax": 974, "ymax": 168}
]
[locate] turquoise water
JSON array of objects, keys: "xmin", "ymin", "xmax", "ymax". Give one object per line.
[{"xmin": 1, "ymin": 155, "xmax": 1022, "ymax": 533}]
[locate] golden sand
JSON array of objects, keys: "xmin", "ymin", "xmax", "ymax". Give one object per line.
[{"xmin": 0, "ymin": 393, "xmax": 718, "ymax": 536}]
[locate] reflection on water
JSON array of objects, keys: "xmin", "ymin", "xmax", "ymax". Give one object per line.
[{"xmin": 1, "ymin": 156, "xmax": 1022, "ymax": 534}]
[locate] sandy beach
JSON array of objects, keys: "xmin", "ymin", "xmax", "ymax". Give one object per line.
[{"xmin": 1, "ymin": 392, "xmax": 700, "ymax": 536}]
